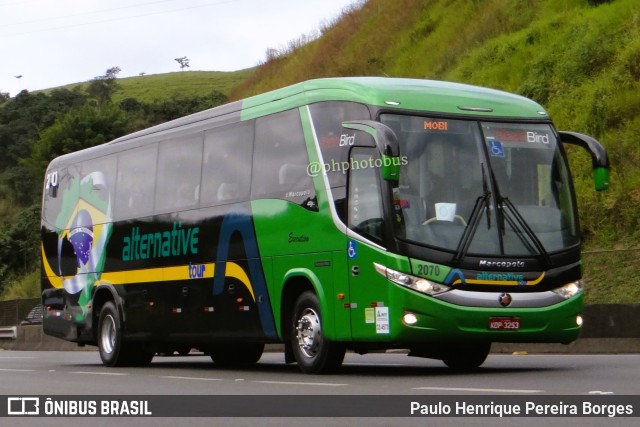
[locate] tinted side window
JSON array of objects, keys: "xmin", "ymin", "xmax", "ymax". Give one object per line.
[
  {"xmin": 81, "ymin": 156, "xmax": 117, "ymax": 225},
  {"xmin": 308, "ymin": 101, "xmax": 370, "ymax": 189},
  {"xmin": 155, "ymin": 135, "xmax": 203, "ymax": 212},
  {"xmin": 252, "ymin": 109, "xmax": 316, "ymax": 210},
  {"xmin": 115, "ymin": 145, "xmax": 157, "ymax": 219},
  {"xmin": 201, "ymin": 122, "xmax": 253, "ymax": 206},
  {"xmin": 348, "ymin": 148, "xmax": 384, "ymax": 243},
  {"xmin": 309, "ymin": 102, "xmax": 370, "ymax": 221}
]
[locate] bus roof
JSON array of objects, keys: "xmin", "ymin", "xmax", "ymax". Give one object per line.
[
  {"xmin": 55, "ymin": 77, "xmax": 548, "ymax": 166},
  {"xmin": 240, "ymin": 77, "xmax": 548, "ymax": 120}
]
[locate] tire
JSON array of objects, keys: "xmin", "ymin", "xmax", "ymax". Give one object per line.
[
  {"xmin": 97, "ymin": 301, "xmax": 154, "ymax": 367},
  {"xmin": 290, "ymin": 291, "xmax": 345, "ymax": 374},
  {"xmin": 441, "ymin": 342, "xmax": 491, "ymax": 371},
  {"xmin": 209, "ymin": 342, "xmax": 265, "ymax": 366}
]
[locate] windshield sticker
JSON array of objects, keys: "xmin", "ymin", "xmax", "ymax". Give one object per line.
[
  {"xmin": 395, "ymin": 199, "xmax": 410, "ymax": 209},
  {"xmin": 488, "ymin": 140, "xmax": 505, "ymax": 157},
  {"xmin": 435, "ymin": 203, "xmax": 457, "ymax": 222}
]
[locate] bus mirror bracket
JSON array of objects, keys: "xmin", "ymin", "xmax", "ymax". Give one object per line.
[
  {"xmin": 559, "ymin": 131, "xmax": 610, "ymax": 191},
  {"xmin": 342, "ymin": 120, "xmax": 400, "ymax": 181}
]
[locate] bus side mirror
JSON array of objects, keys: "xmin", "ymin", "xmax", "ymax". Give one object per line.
[
  {"xmin": 342, "ymin": 120, "xmax": 400, "ymax": 181},
  {"xmin": 559, "ymin": 131, "xmax": 610, "ymax": 191}
]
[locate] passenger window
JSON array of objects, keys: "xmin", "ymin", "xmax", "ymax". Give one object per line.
[
  {"xmin": 155, "ymin": 135, "xmax": 203, "ymax": 211},
  {"xmin": 348, "ymin": 148, "xmax": 385, "ymax": 243},
  {"xmin": 201, "ymin": 122, "xmax": 253, "ymax": 206},
  {"xmin": 115, "ymin": 145, "xmax": 157, "ymax": 219},
  {"xmin": 43, "ymin": 165, "xmax": 77, "ymax": 229},
  {"xmin": 252, "ymin": 109, "xmax": 316, "ymax": 211},
  {"xmin": 80, "ymin": 156, "xmax": 117, "ymax": 226}
]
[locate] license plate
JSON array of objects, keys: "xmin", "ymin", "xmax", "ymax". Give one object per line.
[{"xmin": 489, "ymin": 317, "xmax": 520, "ymax": 330}]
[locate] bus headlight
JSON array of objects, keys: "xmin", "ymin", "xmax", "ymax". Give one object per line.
[
  {"xmin": 551, "ymin": 280, "xmax": 583, "ymax": 299},
  {"xmin": 374, "ymin": 263, "xmax": 450, "ymax": 296}
]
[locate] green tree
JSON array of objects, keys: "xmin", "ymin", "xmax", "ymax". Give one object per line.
[
  {"xmin": 26, "ymin": 103, "xmax": 130, "ymax": 184},
  {"xmin": 0, "ymin": 89, "xmax": 88, "ymax": 171},
  {"xmin": 140, "ymin": 91, "xmax": 227, "ymax": 125},
  {"xmin": 86, "ymin": 66, "xmax": 121, "ymax": 105},
  {"xmin": 0, "ymin": 204, "xmax": 40, "ymax": 289}
]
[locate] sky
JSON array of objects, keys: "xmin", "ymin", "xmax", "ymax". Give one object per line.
[{"xmin": 0, "ymin": 0, "xmax": 360, "ymax": 97}]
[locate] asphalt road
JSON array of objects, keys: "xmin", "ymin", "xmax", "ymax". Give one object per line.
[{"xmin": 0, "ymin": 350, "xmax": 638, "ymax": 426}]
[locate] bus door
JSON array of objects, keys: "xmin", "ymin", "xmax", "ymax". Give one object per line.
[{"xmin": 346, "ymin": 147, "xmax": 390, "ymax": 339}]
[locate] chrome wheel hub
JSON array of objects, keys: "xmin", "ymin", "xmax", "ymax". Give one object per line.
[
  {"xmin": 295, "ymin": 308, "xmax": 321, "ymax": 358},
  {"xmin": 100, "ymin": 314, "xmax": 116, "ymax": 354}
]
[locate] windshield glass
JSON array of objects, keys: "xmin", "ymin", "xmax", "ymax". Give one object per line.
[{"xmin": 381, "ymin": 115, "xmax": 579, "ymax": 256}]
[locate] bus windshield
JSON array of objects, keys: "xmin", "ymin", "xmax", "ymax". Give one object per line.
[{"xmin": 381, "ymin": 114, "xmax": 580, "ymax": 257}]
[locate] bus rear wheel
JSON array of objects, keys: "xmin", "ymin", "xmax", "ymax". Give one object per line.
[
  {"xmin": 441, "ymin": 342, "xmax": 491, "ymax": 371},
  {"xmin": 97, "ymin": 301, "xmax": 154, "ymax": 367},
  {"xmin": 290, "ymin": 291, "xmax": 345, "ymax": 374}
]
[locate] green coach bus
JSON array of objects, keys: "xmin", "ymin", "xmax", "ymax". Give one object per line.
[{"xmin": 41, "ymin": 77, "xmax": 609, "ymax": 373}]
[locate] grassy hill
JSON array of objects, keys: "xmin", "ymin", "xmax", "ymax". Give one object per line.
[
  {"xmin": 51, "ymin": 68, "xmax": 256, "ymax": 104},
  {"xmin": 112, "ymin": 69, "xmax": 256, "ymax": 103}
]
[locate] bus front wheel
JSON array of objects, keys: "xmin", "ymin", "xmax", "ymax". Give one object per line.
[
  {"xmin": 441, "ymin": 342, "xmax": 491, "ymax": 371},
  {"xmin": 290, "ymin": 291, "xmax": 345, "ymax": 374}
]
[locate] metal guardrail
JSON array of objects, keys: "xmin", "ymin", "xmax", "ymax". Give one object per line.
[
  {"xmin": 0, "ymin": 298, "xmax": 40, "ymax": 326},
  {"xmin": 0, "ymin": 326, "xmax": 17, "ymax": 339}
]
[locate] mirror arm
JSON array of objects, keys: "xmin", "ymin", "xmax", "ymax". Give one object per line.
[
  {"xmin": 559, "ymin": 131, "xmax": 610, "ymax": 191},
  {"xmin": 558, "ymin": 131, "xmax": 609, "ymax": 169}
]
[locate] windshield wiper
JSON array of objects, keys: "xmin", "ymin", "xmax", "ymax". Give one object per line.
[
  {"xmin": 498, "ymin": 196, "xmax": 553, "ymax": 268},
  {"xmin": 453, "ymin": 164, "xmax": 491, "ymax": 265},
  {"xmin": 486, "ymin": 162, "xmax": 553, "ymax": 268},
  {"xmin": 454, "ymin": 162, "xmax": 553, "ymax": 269}
]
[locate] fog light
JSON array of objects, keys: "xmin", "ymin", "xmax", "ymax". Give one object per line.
[
  {"xmin": 576, "ymin": 315, "xmax": 583, "ymax": 327},
  {"xmin": 403, "ymin": 312, "xmax": 418, "ymax": 325}
]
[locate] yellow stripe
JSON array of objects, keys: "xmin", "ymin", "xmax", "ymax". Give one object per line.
[
  {"xmin": 225, "ymin": 262, "xmax": 255, "ymax": 301},
  {"xmin": 42, "ymin": 247, "xmax": 256, "ymax": 302},
  {"xmin": 41, "ymin": 244, "xmax": 64, "ymax": 289}
]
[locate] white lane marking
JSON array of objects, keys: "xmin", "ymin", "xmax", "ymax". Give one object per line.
[
  {"xmin": 70, "ymin": 371, "xmax": 128, "ymax": 376},
  {"xmin": 0, "ymin": 356, "xmax": 37, "ymax": 359},
  {"xmin": 160, "ymin": 376, "xmax": 222, "ymax": 381},
  {"xmin": 344, "ymin": 363, "xmax": 404, "ymax": 366},
  {"xmin": 413, "ymin": 386, "xmax": 544, "ymax": 393},
  {"xmin": 253, "ymin": 380, "xmax": 348, "ymax": 387},
  {"xmin": 0, "ymin": 368, "xmax": 35, "ymax": 372},
  {"xmin": 589, "ymin": 391, "xmax": 615, "ymax": 395}
]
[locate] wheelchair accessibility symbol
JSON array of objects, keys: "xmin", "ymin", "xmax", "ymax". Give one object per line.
[
  {"xmin": 348, "ymin": 240, "xmax": 358, "ymax": 260},
  {"xmin": 489, "ymin": 140, "xmax": 505, "ymax": 158}
]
